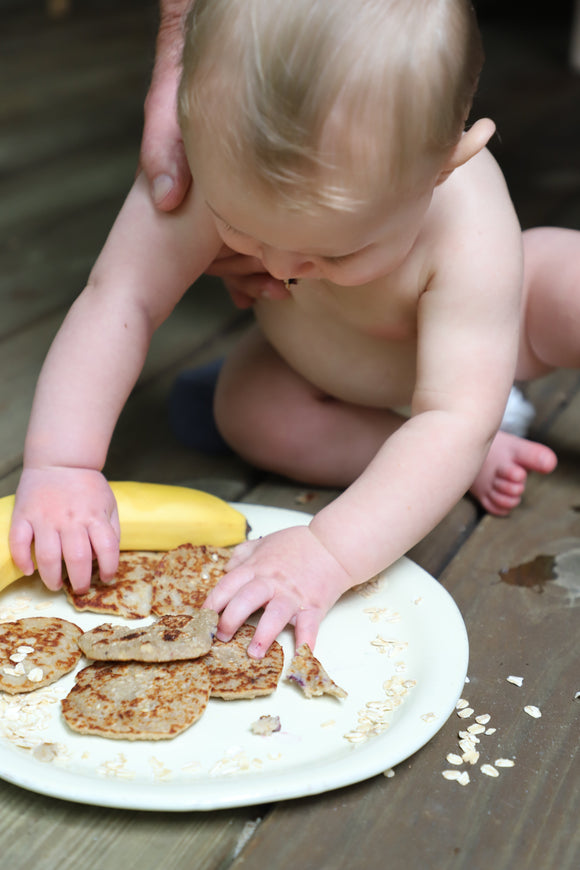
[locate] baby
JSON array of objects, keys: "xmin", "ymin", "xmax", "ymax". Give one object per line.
[{"xmin": 10, "ymin": 0, "xmax": 575, "ymax": 658}]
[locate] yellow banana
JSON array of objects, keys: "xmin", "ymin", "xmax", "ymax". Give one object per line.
[{"xmin": 0, "ymin": 481, "xmax": 247, "ymax": 593}]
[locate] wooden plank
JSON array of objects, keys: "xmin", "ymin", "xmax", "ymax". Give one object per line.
[
  {"xmin": 0, "ymin": 280, "xmax": 244, "ymax": 485},
  {"xmin": 0, "ymin": 780, "xmax": 267, "ymax": 870}
]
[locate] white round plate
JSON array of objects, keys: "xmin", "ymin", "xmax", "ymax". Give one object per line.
[{"xmin": 0, "ymin": 503, "xmax": 468, "ymax": 811}]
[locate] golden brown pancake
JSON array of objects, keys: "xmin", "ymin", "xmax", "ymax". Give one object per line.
[{"xmin": 0, "ymin": 617, "xmax": 82, "ymax": 694}]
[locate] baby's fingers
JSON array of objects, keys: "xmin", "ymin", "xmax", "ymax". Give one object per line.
[
  {"xmin": 32, "ymin": 527, "xmax": 66, "ymax": 591},
  {"xmin": 8, "ymin": 518, "xmax": 35, "ymax": 577},
  {"xmin": 88, "ymin": 517, "xmax": 120, "ymax": 585},
  {"xmin": 60, "ymin": 527, "xmax": 94, "ymax": 593},
  {"xmin": 294, "ymin": 608, "xmax": 322, "ymax": 653},
  {"xmin": 247, "ymin": 596, "xmax": 299, "ymax": 659}
]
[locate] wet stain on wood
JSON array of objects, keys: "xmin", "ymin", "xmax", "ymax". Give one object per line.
[{"xmin": 499, "ymin": 554, "xmax": 555, "ymax": 592}]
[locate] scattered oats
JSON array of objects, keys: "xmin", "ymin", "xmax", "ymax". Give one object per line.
[
  {"xmin": 413, "ymin": 596, "xmax": 423, "ymax": 605},
  {"xmin": 3, "ymin": 705, "xmax": 20, "ymax": 721},
  {"xmin": 149, "ymin": 757, "xmax": 173, "ymax": 780},
  {"xmin": 442, "ymin": 769, "xmax": 461, "ymax": 781},
  {"xmin": 14, "ymin": 663, "xmax": 26, "ymax": 676},
  {"xmin": 343, "ymin": 730, "xmax": 369, "ymax": 744},
  {"xmin": 456, "ymin": 698, "xmax": 469, "ymax": 710},
  {"xmin": 457, "ymin": 771, "xmax": 470, "ymax": 786},
  {"xmin": 446, "ymin": 753, "xmax": 463, "ymax": 765},
  {"xmin": 524, "ymin": 705, "xmax": 542, "ymax": 718},
  {"xmin": 2, "ymin": 666, "xmax": 18, "ymax": 677},
  {"xmin": 200, "ymin": 570, "xmax": 210, "ymax": 581},
  {"xmin": 457, "ymin": 707, "xmax": 474, "ymax": 719},
  {"xmin": 475, "ymin": 713, "xmax": 491, "ymax": 725},
  {"xmin": 485, "ymin": 727, "xmax": 496, "ymax": 735},
  {"xmin": 394, "ymin": 662, "xmax": 406, "ymax": 673},
  {"xmin": 17, "ymin": 645, "xmax": 35, "ymax": 654},
  {"xmin": 371, "ymin": 636, "xmax": 408, "ymax": 657},
  {"xmin": 495, "ymin": 758, "xmax": 515, "ymax": 768},
  {"xmin": 481, "ymin": 764, "xmax": 499, "ymax": 778},
  {"xmin": 507, "ymin": 675, "xmax": 524, "ymax": 687},
  {"xmin": 462, "ymin": 749, "xmax": 480, "ymax": 765},
  {"xmin": 32, "ymin": 742, "xmax": 58, "ymax": 763},
  {"xmin": 421, "ymin": 712, "xmax": 437, "ymax": 723},
  {"xmin": 9, "ymin": 652, "xmax": 27, "ymax": 663},
  {"xmin": 459, "ymin": 738, "xmax": 477, "ymax": 753},
  {"xmin": 210, "ymin": 552, "xmax": 220, "ymax": 562},
  {"xmin": 27, "ymin": 668, "xmax": 44, "ymax": 683},
  {"xmin": 467, "ymin": 723, "xmax": 486, "ymax": 735},
  {"xmin": 464, "ymin": 676, "xmax": 470, "ymax": 683},
  {"xmin": 574, "ymin": 691, "xmax": 580, "ymax": 701},
  {"xmin": 383, "ymin": 768, "xmax": 395, "ymax": 778},
  {"xmin": 402, "ymin": 679, "xmax": 417, "ymax": 689},
  {"xmin": 458, "ymin": 729, "xmax": 471, "ymax": 739}
]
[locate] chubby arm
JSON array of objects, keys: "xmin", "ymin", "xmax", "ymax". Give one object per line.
[
  {"xmin": 10, "ymin": 174, "xmax": 221, "ymax": 590},
  {"xmin": 207, "ymin": 155, "xmax": 523, "ymax": 655}
]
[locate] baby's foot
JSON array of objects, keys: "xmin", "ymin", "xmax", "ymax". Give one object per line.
[{"xmin": 470, "ymin": 431, "xmax": 557, "ymax": 517}]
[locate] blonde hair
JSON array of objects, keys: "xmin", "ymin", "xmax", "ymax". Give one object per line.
[{"xmin": 179, "ymin": 0, "xmax": 484, "ymax": 212}]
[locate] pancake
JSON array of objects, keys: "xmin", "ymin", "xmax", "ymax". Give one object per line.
[
  {"xmin": 205, "ymin": 624, "xmax": 284, "ymax": 699},
  {"xmin": 61, "ymin": 658, "xmax": 211, "ymax": 740},
  {"xmin": 0, "ymin": 617, "xmax": 82, "ymax": 694},
  {"xmin": 286, "ymin": 643, "xmax": 347, "ymax": 699},
  {"xmin": 78, "ymin": 611, "xmax": 218, "ymax": 662},
  {"xmin": 63, "ymin": 551, "xmax": 162, "ymax": 619},
  {"xmin": 151, "ymin": 544, "xmax": 231, "ymax": 615}
]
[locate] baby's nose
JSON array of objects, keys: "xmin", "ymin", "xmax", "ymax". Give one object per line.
[{"xmin": 260, "ymin": 246, "xmax": 315, "ymax": 280}]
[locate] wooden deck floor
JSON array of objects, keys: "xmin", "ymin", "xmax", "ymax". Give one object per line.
[{"xmin": 0, "ymin": 3, "xmax": 579, "ymax": 869}]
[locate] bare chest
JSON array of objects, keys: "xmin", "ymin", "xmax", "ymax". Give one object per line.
[{"xmin": 254, "ymin": 272, "xmax": 423, "ymax": 408}]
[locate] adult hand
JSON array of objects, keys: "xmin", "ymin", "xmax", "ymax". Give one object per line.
[
  {"xmin": 206, "ymin": 247, "xmax": 293, "ymax": 308},
  {"xmin": 140, "ymin": 0, "xmax": 192, "ymax": 211}
]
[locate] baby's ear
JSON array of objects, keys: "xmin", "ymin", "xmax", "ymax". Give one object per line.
[{"xmin": 435, "ymin": 118, "xmax": 496, "ymax": 185}]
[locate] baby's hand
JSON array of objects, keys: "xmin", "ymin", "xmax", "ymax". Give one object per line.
[
  {"xmin": 9, "ymin": 467, "xmax": 120, "ymax": 593},
  {"xmin": 204, "ymin": 526, "xmax": 353, "ymax": 658}
]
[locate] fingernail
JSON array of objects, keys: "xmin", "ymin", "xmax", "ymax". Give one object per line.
[{"xmin": 152, "ymin": 174, "xmax": 174, "ymax": 203}]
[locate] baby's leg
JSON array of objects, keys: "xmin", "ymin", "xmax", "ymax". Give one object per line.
[
  {"xmin": 471, "ymin": 227, "xmax": 580, "ymax": 516},
  {"xmin": 214, "ymin": 327, "xmax": 406, "ymax": 487}
]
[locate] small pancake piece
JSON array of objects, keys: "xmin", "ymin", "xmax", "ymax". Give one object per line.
[
  {"xmin": 286, "ymin": 643, "xmax": 347, "ymax": 699},
  {"xmin": 205, "ymin": 624, "xmax": 283, "ymax": 699},
  {"xmin": 151, "ymin": 544, "xmax": 231, "ymax": 615},
  {"xmin": 62, "ymin": 658, "xmax": 211, "ymax": 740},
  {"xmin": 63, "ymin": 551, "xmax": 162, "ymax": 619},
  {"xmin": 78, "ymin": 611, "xmax": 219, "ymax": 662},
  {"xmin": 0, "ymin": 617, "xmax": 82, "ymax": 694}
]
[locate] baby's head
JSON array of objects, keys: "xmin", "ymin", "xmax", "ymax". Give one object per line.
[{"xmin": 178, "ymin": 0, "xmax": 484, "ymax": 214}]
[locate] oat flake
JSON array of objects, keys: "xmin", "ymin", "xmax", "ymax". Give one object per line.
[
  {"xmin": 457, "ymin": 707, "xmax": 474, "ymax": 719},
  {"xmin": 524, "ymin": 705, "xmax": 542, "ymax": 718},
  {"xmin": 507, "ymin": 675, "xmax": 524, "ymax": 687},
  {"xmin": 495, "ymin": 758, "xmax": 515, "ymax": 768},
  {"xmin": 481, "ymin": 764, "xmax": 499, "ymax": 778},
  {"xmin": 446, "ymin": 753, "xmax": 463, "ymax": 765}
]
